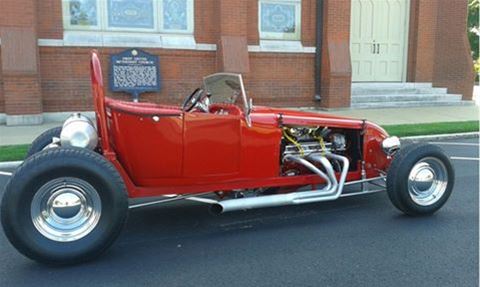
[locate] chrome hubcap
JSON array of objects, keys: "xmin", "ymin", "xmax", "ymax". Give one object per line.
[
  {"xmin": 408, "ymin": 157, "xmax": 448, "ymax": 206},
  {"xmin": 31, "ymin": 177, "xmax": 101, "ymax": 242}
]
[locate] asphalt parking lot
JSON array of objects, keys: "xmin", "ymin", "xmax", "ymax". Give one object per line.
[{"xmin": 0, "ymin": 138, "xmax": 478, "ymax": 287}]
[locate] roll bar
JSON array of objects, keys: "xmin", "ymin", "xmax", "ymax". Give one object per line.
[{"xmin": 90, "ymin": 50, "xmax": 112, "ymax": 155}]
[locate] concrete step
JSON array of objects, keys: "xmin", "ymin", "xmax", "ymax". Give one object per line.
[
  {"xmin": 351, "ymin": 94, "xmax": 462, "ymax": 104},
  {"xmin": 349, "ymin": 82, "xmax": 472, "ymax": 109},
  {"xmin": 352, "ymin": 82, "xmax": 433, "ymax": 88},
  {"xmin": 351, "ymin": 82, "xmax": 448, "ymax": 95},
  {"xmin": 352, "ymin": 87, "xmax": 448, "ymax": 95},
  {"xmin": 351, "ymin": 100, "xmax": 475, "ymax": 109}
]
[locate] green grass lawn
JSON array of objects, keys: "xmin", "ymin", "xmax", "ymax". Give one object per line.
[
  {"xmin": 0, "ymin": 144, "xmax": 29, "ymax": 162},
  {"xmin": 0, "ymin": 121, "xmax": 478, "ymax": 162},
  {"xmin": 383, "ymin": 121, "xmax": 479, "ymax": 137}
]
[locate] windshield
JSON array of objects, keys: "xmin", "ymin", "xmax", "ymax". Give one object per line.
[{"xmin": 203, "ymin": 73, "xmax": 249, "ymax": 112}]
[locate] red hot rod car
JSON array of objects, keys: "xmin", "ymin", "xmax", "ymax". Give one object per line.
[{"xmin": 1, "ymin": 51, "xmax": 454, "ymax": 265}]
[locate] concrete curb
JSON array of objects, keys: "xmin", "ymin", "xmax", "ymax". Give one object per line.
[
  {"xmin": 0, "ymin": 161, "xmax": 23, "ymax": 170},
  {"xmin": 0, "ymin": 132, "xmax": 478, "ymax": 171},
  {"xmin": 401, "ymin": 132, "xmax": 479, "ymax": 142}
]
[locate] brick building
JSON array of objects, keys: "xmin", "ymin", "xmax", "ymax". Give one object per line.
[{"xmin": 0, "ymin": 0, "xmax": 474, "ymax": 125}]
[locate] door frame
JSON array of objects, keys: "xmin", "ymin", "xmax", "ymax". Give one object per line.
[
  {"xmin": 400, "ymin": 0, "xmax": 411, "ymax": 82},
  {"xmin": 349, "ymin": 0, "xmax": 411, "ymax": 82}
]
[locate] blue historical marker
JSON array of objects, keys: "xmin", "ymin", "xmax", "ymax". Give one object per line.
[{"xmin": 109, "ymin": 48, "xmax": 161, "ymax": 102}]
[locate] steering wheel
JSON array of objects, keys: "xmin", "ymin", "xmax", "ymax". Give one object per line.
[{"xmin": 182, "ymin": 88, "xmax": 204, "ymax": 112}]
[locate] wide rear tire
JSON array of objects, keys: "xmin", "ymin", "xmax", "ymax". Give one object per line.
[
  {"xmin": 386, "ymin": 143, "xmax": 455, "ymax": 216},
  {"xmin": 1, "ymin": 147, "xmax": 128, "ymax": 265}
]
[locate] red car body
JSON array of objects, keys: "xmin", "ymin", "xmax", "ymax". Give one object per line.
[{"xmin": 90, "ymin": 52, "xmax": 390, "ymax": 199}]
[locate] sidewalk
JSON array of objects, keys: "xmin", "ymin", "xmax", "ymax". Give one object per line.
[
  {"xmin": 0, "ymin": 122, "xmax": 61, "ymax": 146},
  {"xmin": 0, "ymin": 105, "xmax": 479, "ymax": 146},
  {"xmin": 321, "ymin": 105, "xmax": 479, "ymax": 125}
]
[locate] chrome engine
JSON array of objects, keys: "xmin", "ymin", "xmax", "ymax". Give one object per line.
[
  {"xmin": 281, "ymin": 126, "xmax": 347, "ymax": 158},
  {"xmin": 212, "ymin": 140, "xmax": 351, "ymax": 214}
]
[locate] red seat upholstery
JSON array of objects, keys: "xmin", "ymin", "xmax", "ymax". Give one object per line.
[{"xmin": 209, "ymin": 103, "xmax": 243, "ymax": 116}]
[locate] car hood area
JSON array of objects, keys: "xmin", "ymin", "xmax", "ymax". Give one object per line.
[{"xmin": 250, "ymin": 106, "xmax": 367, "ymax": 130}]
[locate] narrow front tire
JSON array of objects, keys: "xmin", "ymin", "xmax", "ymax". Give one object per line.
[
  {"xmin": 386, "ymin": 143, "xmax": 455, "ymax": 216},
  {"xmin": 26, "ymin": 126, "xmax": 62, "ymax": 158}
]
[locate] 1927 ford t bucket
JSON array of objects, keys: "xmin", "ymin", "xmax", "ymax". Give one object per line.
[{"xmin": 1, "ymin": 52, "xmax": 454, "ymax": 265}]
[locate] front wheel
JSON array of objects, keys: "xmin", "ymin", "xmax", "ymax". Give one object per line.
[
  {"xmin": 1, "ymin": 147, "xmax": 128, "ymax": 265},
  {"xmin": 26, "ymin": 126, "xmax": 62, "ymax": 158},
  {"xmin": 386, "ymin": 143, "xmax": 455, "ymax": 216}
]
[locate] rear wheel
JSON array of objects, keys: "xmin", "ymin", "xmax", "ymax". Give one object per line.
[
  {"xmin": 386, "ymin": 143, "xmax": 454, "ymax": 216},
  {"xmin": 1, "ymin": 147, "xmax": 128, "ymax": 265}
]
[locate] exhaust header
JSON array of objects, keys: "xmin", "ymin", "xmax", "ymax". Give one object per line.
[{"xmin": 211, "ymin": 153, "xmax": 349, "ymax": 214}]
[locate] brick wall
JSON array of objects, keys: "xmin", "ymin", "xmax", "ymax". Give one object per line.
[
  {"xmin": 3, "ymin": 75, "xmax": 42, "ymax": 115},
  {"xmin": 0, "ymin": 0, "xmax": 37, "ymax": 27},
  {"xmin": 433, "ymin": 0, "xmax": 474, "ymax": 100},
  {"xmin": 39, "ymin": 47, "xmax": 217, "ymax": 112},
  {"xmin": 301, "ymin": 0, "xmax": 317, "ymax": 47},
  {"xmin": 0, "ymin": 0, "xmax": 42, "ymax": 122},
  {"xmin": 407, "ymin": 0, "xmax": 474, "ymax": 99},
  {"xmin": 247, "ymin": 0, "xmax": 260, "ymax": 45},
  {"xmin": 248, "ymin": 53, "xmax": 315, "ymax": 107},
  {"xmin": 38, "ymin": 48, "xmax": 319, "ymax": 111},
  {"xmin": 194, "ymin": 0, "xmax": 219, "ymax": 44},
  {"xmin": 319, "ymin": 0, "xmax": 352, "ymax": 108},
  {"xmin": 0, "ymin": 49, "xmax": 3, "ymax": 113},
  {"xmin": 219, "ymin": 0, "xmax": 248, "ymax": 37},
  {"xmin": 407, "ymin": 0, "xmax": 438, "ymax": 82},
  {"xmin": 37, "ymin": 0, "xmax": 63, "ymax": 39}
]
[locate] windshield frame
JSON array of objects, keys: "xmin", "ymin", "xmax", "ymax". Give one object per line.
[{"xmin": 203, "ymin": 72, "xmax": 250, "ymax": 117}]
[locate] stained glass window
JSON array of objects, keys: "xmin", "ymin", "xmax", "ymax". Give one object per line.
[
  {"xmin": 63, "ymin": 0, "xmax": 193, "ymax": 33},
  {"xmin": 68, "ymin": 0, "xmax": 98, "ymax": 27},
  {"xmin": 107, "ymin": 0, "xmax": 155, "ymax": 29},
  {"xmin": 162, "ymin": 0, "xmax": 188, "ymax": 31},
  {"xmin": 259, "ymin": 0, "xmax": 301, "ymax": 40}
]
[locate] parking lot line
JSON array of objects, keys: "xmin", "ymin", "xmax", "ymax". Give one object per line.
[
  {"xmin": 0, "ymin": 171, "xmax": 12, "ymax": 176},
  {"xmin": 430, "ymin": 142, "xmax": 480, "ymax": 146},
  {"xmin": 450, "ymin": 156, "xmax": 480, "ymax": 161}
]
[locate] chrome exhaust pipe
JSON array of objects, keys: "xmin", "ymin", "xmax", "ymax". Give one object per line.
[
  {"xmin": 211, "ymin": 153, "xmax": 349, "ymax": 214},
  {"xmin": 318, "ymin": 153, "xmax": 349, "ymax": 195}
]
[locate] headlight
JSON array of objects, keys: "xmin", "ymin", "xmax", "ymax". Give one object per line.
[
  {"xmin": 382, "ymin": 136, "xmax": 401, "ymax": 156},
  {"xmin": 60, "ymin": 113, "xmax": 98, "ymax": 150}
]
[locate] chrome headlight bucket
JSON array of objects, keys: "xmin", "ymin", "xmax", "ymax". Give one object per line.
[
  {"xmin": 60, "ymin": 113, "xmax": 98, "ymax": 150},
  {"xmin": 382, "ymin": 136, "xmax": 401, "ymax": 156}
]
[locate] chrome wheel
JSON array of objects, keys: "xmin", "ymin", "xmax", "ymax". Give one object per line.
[
  {"xmin": 31, "ymin": 177, "xmax": 102, "ymax": 242},
  {"xmin": 408, "ymin": 157, "xmax": 448, "ymax": 206}
]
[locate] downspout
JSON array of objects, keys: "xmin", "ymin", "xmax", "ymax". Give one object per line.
[{"xmin": 314, "ymin": 0, "xmax": 324, "ymax": 102}]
